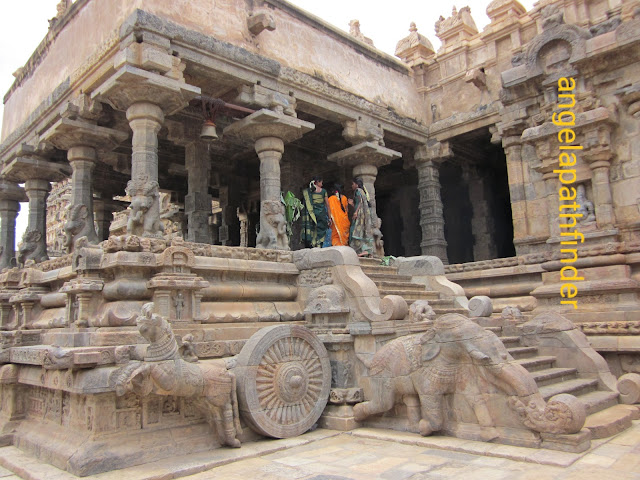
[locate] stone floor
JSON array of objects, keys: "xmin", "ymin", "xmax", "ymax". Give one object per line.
[{"xmin": 1, "ymin": 421, "xmax": 640, "ymax": 480}]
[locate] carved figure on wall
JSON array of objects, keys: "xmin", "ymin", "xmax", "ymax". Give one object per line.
[
  {"xmin": 126, "ymin": 180, "xmax": 165, "ymax": 238},
  {"xmin": 174, "ymin": 292, "xmax": 185, "ymax": 320},
  {"xmin": 180, "ymin": 334, "xmax": 199, "ymax": 363},
  {"xmin": 114, "ymin": 303, "xmax": 242, "ymax": 447},
  {"xmin": 372, "ymin": 218, "xmax": 384, "ymax": 258},
  {"xmin": 17, "ymin": 230, "xmax": 48, "ymax": 265},
  {"xmin": 354, "ymin": 313, "xmax": 585, "ymax": 436},
  {"xmin": 575, "ymin": 184, "xmax": 596, "ymax": 224},
  {"xmin": 256, "ymin": 200, "xmax": 288, "ymax": 250},
  {"xmin": 64, "ymin": 204, "xmax": 98, "ymax": 252}
]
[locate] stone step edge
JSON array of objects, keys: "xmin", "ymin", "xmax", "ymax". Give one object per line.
[
  {"xmin": 0, "ymin": 429, "xmax": 342, "ymax": 480},
  {"xmin": 584, "ymin": 405, "xmax": 640, "ymax": 439},
  {"xmin": 349, "ymin": 427, "xmax": 585, "ymax": 467}
]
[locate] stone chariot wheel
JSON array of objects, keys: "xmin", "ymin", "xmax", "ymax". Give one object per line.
[{"xmin": 234, "ymin": 324, "xmax": 331, "ymax": 438}]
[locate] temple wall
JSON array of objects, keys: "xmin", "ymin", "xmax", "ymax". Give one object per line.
[{"xmin": 2, "ymin": 0, "xmax": 426, "ymax": 142}]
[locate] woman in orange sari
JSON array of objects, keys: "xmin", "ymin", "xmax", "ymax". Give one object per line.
[{"xmin": 327, "ymin": 184, "xmax": 350, "ymax": 246}]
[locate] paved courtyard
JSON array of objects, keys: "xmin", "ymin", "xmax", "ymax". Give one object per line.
[{"xmin": 0, "ymin": 421, "xmax": 639, "ymax": 480}]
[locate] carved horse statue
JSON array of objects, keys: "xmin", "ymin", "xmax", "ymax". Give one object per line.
[{"xmin": 114, "ymin": 303, "xmax": 242, "ymax": 447}]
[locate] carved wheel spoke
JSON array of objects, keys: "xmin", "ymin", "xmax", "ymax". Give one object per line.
[{"xmin": 235, "ymin": 325, "xmax": 331, "ymax": 438}]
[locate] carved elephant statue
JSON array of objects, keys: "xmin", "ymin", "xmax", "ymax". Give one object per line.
[{"xmin": 354, "ymin": 313, "xmax": 561, "ymax": 437}]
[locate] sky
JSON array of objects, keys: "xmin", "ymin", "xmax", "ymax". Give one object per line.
[{"xmin": 0, "ymin": 0, "xmax": 536, "ymax": 246}]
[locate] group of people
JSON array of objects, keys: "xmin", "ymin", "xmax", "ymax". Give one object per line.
[{"xmin": 300, "ymin": 176, "xmax": 375, "ymax": 257}]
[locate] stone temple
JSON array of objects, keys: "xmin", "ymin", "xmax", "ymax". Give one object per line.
[{"xmin": 0, "ymin": 0, "xmax": 639, "ymax": 476}]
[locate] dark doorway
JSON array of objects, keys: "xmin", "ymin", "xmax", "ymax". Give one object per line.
[{"xmin": 441, "ymin": 128, "xmax": 516, "ymax": 263}]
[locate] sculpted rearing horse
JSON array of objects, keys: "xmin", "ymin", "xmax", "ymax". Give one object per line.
[{"xmin": 114, "ymin": 303, "xmax": 242, "ymax": 447}]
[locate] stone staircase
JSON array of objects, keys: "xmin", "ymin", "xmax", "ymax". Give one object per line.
[
  {"xmin": 495, "ymin": 327, "xmax": 637, "ymax": 439},
  {"xmin": 359, "ymin": 257, "xmax": 467, "ymax": 315},
  {"xmin": 358, "ymin": 258, "xmax": 638, "ymax": 442}
]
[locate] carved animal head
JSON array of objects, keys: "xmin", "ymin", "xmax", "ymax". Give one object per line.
[{"xmin": 137, "ymin": 302, "xmax": 172, "ymax": 345}]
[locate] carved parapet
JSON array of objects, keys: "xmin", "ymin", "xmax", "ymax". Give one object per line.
[
  {"xmin": 392, "ymin": 256, "xmax": 469, "ymax": 309},
  {"xmin": 509, "ymin": 393, "xmax": 586, "ymax": 434},
  {"xmin": 519, "ymin": 312, "xmax": 618, "ymax": 392},
  {"xmin": 617, "ymin": 373, "xmax": 640, "ymax": 404},
  {"xmin": 294, "ymin": 247, "xmax": 408, "ymax": 330}
]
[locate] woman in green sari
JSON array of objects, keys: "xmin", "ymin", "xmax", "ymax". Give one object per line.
[
  {"xmin": 348, "ymin": 177, "xmax": 374, "ymax": 257},
  {"xmin": 301, "ymin": 176, "xmax": 331, "ymax": 248}
]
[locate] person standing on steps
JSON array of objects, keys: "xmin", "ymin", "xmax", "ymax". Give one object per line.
[
  {"xmin": 327, "ymin": 183, "xmax": 350, "ymax": 247},
  {"xmin": 348, "ymin": 177, "xmax": 374, "ymax": 257},
  {"xmin": 301, "ymin": 175, "xmax": 331, "ymax": 248}
]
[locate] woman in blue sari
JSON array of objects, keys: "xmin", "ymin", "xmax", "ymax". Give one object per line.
[{"xmin": 300, "ymin": 176, "xmax": 330, "ymax": 248}]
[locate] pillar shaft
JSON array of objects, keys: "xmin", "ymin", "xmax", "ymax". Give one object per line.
[
  {"xmin": 185, "ymin": 142, "xmax": 212, "ymax": 244},
  {"xmin": 127, "ymin": 102, "xmax": 164, "ymax": 183},
  {"xmin": 416, "ymin": 159, "xmax": 448, "ymax": 263},
  {"xmin": 543, "ymin": 173, "xmax": 560, "ymax": 238},
  {"xmin": 66, "ymin": 146, "xmax": 99, "ymax": 248},
  {"xmin": 590, "ymin": 161, "xmax": 615, "ymax": 229},
  {"xmin": 125, "ymin": 102, "xmax": 165, "ymax": 237},
  {"xmin": 0, "ymin": 200, "xmax": 20, "ymax": 269},
  {"xmin": 255, "ymin": 137, "xmax": 287, "ymax": 250},
  {"xmin": 503, "ymin": 138, "xmax": 529, "ymax": 242},
  {"xmin": 22, "ymin": 179, "xmax": 51, "ymax": 263}
]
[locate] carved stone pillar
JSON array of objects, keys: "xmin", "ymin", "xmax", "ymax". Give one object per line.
[
  {"xmin": 185, "ymin": 142, "xmax": 212, "ymax": 243},
  {"xmin": 224, "ymin": 109, "xmax": 314, "ymax": 250},
  {"xmin": 0, "ymin": 181, "xmax": 26, "ymax": 269},
  {"xmin": 502, "ymin": 135, "xmax": 529, "ymax": 243},
  {"xmin": 93, "ymin": 61, "xmax": 200, "ymax": 238},
  {"xmin": 42, "ymin": 113, "xmax": 128, "ymax": 250},
  {"xmin": 415, "ymin": 143, "xmax": 449, "ymax": 263},
  {"xmin": 125, "ymin": 102, "xmax": 164, "ymax": 237},
  {"xmin": 23, "ymin": 179, "xmax": 51, "ymax": 263},
  {"xmin": 67, "ymin": 146, "xmax": 99, "ymax": 244},
  {"xmin": 2, "ymin": 146, "xmax": 71, "ymax": 264},
  {"xmin": 587, "ymin": 156, "xmax": 615, "ymax": 229}
]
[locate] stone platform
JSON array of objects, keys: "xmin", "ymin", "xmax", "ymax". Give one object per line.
[{"xmin": 1, "ymin": 420, "xmax": 640, "ymax": 480}]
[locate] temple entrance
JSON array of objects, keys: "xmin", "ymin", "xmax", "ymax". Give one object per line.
[{"xmin": 441, "ymin": 128, "xmax": 515, "ymax": 264}]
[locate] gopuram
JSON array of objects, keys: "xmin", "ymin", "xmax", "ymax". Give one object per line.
[{"xmin": 0, "ymin": 0, "xmax": 639, "ymax": 476}]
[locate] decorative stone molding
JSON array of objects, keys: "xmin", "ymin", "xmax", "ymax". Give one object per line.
[
  {"xmin": 393, "ymin": 255, "xmax": 469, "ymax": 309},
  {"xmin": 617, "ymin": 373, "xmax": 640, "ymax": 404},
  {"xmin": 486, "ymin": 0, "xmax": 526, "ymax": 23},
  {"xmin": 294, "ymin": 247, "xmax": 408, "ymax": 328},
  {"xmin": 395, "ymin": 23, "xmax": 435, "ymax": 65},
  {"xmin": 435, "ymin": 6, "xmax": 479, "ymax": 49},
  {"xmin": 469, "ymin": 296, "xmax": 493, "ymax": 317}
]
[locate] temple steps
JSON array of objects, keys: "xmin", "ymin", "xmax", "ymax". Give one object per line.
[
  {"xmin": 506, "ymin": 346, "xmax": 539, "ymax": 359},
  {"xmin": 530, "ymin": 366, "xmax": 579, "ymax": 387},
  {"xmin": 579, "ymin": 391, "xmax": 621, "ymax": 415},
  {"xmin": 498, "ymin": 330, "xmax": 635, "ymax": 440},
  {"xmin": 514, "ymin": 355, "xmax": 557, "ymax": 371},
  {"xmin": 354, "ymin": 255, "xmax": 637, "ymax": 444},
  {"xmin": 538, "ymin": 377, "xmax": 600, "ymax": 400}
]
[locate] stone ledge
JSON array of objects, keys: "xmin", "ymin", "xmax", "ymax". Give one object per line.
[{"xmin": 0, "ymin": 429, "xmax": 341, "ymax": 480}]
